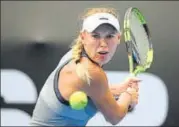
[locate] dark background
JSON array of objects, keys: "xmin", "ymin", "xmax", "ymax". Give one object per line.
[{"xmin": 1, "ymin": 1, "xmax": 179, "ymax": 126}]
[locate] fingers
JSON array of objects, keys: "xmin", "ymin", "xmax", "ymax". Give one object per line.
[
  {"xmin": 120, "ymin": 77, "xmax": 141, "ymax": 89},
  {"xmin": 127, "ymin": 87, "xmax": 139, "ymax": 104},
  {"xmin": 127, "ymin": 88, "xmax": 138, "ymax": 99},
  {"xmin": 127, "ymin": 86, "xmax": 138, "ymax": 93},
  {"xmin": 126, "ymin": 77, "xmax": 141, "ymax": 92},
  {"xmin": 130, "ymin": 81, "xmax": 139, "ymax": 92},
  {"xmin": 125, "ymin": 76, "xmax": 142, "ymax": 83}
]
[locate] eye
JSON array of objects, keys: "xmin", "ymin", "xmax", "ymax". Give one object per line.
[
  {"xmin": 106, "ymin": 34, "xmax": 115, "ymax": 39},
  {"xmin": 91, "ymin": 34, "xmax": 100, "ymax": 39}
]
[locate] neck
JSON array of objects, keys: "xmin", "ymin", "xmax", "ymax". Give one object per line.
[{"xmin": 81, "ymin": 49, "xmax": 102, "ymax": 67}]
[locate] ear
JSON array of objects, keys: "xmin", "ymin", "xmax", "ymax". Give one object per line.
[
  {"xmin": 117, "ymin": 33, "xmax": 121, "ymax": 40},
  {"xmin": 117, "ymin": 33, "xmax": 121, "ymax": 44},
  {"xmin": 80, "ymin": 32, "xmax": 85, "ymax": 44}
]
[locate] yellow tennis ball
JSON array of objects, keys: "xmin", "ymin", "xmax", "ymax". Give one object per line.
[{"xmin": 69, "ymin": 91, "xmax": 88, "ymax": 110}]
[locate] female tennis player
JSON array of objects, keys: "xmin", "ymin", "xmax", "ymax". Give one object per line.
[{"xmin": 30, "ymin": 7, "xmax": 140, "ymax": 126}]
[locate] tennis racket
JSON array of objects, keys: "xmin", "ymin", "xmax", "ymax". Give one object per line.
[
  {"xmin": 123, "ymin": 7, "xmax": 153, "ymax": 77},
  {"xmin": 123, "ymin": 7, "xmax": 154, "ymax": 111}
]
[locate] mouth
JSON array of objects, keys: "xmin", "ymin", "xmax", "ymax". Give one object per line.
[{"xmin": 98, "ymin": 51, "xmax": 109, "ymax": 55}]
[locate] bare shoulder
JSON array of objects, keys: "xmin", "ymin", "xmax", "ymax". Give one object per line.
[
  {"xmin": 80, "ymin": 59, "xmax": 109, "ymax": 97},
  {"xmin": 58, "ymin": 58, "xmax": 108, "ymax": 100},
  {"xmin": 58, "ymin": 60, "xmax": 84, "ymax": 100},
  {"xmin": 80, "ymin": 57, "xmax": 107, "ymax": 81},
  {"xmin": 59, "ymin": 60, "xmax": 83, "ymax": 87},
  {"xmin": 88, "ymin": 65, "xmax": 107, "ymax": 84}
]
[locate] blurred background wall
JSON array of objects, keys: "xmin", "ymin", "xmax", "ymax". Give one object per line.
[{"xmin": 1, "ymin": 1, "xmax": 179, "ymax": 126}]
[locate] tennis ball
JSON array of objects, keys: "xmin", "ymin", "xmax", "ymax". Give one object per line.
[{"xmin": 69, "ymin": 91, "xmax": 88, "ymax": 110}]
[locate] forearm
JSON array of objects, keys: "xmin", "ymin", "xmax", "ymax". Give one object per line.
[
  {"xmin": 109, "ymin": 84, "xmax": 127, "ymax": 95},
  {"xmin": 116, "ymin": 92, "xmax": 132, "ymax": 117}
]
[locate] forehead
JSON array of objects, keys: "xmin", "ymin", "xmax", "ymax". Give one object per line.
[{"xmin": 92, "ymin": 23, "xmax": 117, "ymax": 34}]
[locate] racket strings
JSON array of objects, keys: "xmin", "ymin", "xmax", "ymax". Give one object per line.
[
  {"xmin": 130, "ymin": 12, "xmax": 150, "ymax": 66},
  {"xmin": 130, "ymin": 31, "xmax": 141, "ymax": 64}
]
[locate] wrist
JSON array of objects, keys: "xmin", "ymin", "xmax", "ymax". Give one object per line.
[
  {"xmin": 110, "ymin": 84, "xmax": 128, "ymax": 95},
  {"xmin": 114, "ymin": 91, "xmax": 132, "ymax": 101}
]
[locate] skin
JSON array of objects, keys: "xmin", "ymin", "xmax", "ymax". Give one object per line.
[
  {"xmin": 58, "ymin": 23, "xmax": 140, "ymax": 125},
  {"xmin": 81, "ymin": 23, "xmax": 120, "ymax": 66}
]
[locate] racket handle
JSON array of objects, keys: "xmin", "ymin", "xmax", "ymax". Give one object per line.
[{"xmin": 129, "ymin": 73, "xmax": 136, "ymax": 77}]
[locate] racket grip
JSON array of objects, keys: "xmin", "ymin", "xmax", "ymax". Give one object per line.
[{"xmin": 129, "ymin": 72, "xmax": 137, "ymax": 77}]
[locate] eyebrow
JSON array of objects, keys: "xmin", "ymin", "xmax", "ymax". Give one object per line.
[{"xmin": 91, "ymin": 31, "xmax": 117, "ymax": 35}]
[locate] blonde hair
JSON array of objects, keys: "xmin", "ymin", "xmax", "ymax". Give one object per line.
[{"xmin": 71, "ymin": 7, "xmax": 120, "ymax": 85}]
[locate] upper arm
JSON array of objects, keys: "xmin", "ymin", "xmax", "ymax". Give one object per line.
[{"xmin": 83, "ymin": 68, "xmax": 123, "ymax": 125}]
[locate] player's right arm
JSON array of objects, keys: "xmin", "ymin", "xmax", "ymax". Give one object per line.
[{"xmin": 84, "ymin": 67, "xmax": 135, "ymax": 125}]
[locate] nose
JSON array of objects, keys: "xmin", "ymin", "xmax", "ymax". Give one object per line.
[{"xmin": 100, "ymin": 38, "xmax": 108, "ymax": 47}]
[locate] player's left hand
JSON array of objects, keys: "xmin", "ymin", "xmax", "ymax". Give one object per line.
[{"xmin": 115, "ymin": 77, "xmax": 141, "ymax": 95}]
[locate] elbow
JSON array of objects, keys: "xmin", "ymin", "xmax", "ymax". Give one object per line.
[
  {"xmin": 104, "ymin": 104, "xmax": 129, "ymax": 125},
  {"xmin": 107, "ymin": 114, "xmax": 126, "ymax": 125},
  {"xmin": 110, "ymin": 119, "xmax": 120, "ymax": 125},
  {"xmin": 109, "ymin": 109, "xmax": 128, "ymax": 125},
  {"xmin": 109, "ymin": 118, "xmax": 122, "ymax": 125}
]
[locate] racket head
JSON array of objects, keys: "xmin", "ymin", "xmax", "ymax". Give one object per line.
[{"xmin": 123, "ymin": 7, "xmax": 153, "ymax": 76}]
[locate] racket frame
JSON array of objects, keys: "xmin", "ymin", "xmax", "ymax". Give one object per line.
[{"xmin": 123, "ymin": 7, "xmax": 153, "ymax": 76}]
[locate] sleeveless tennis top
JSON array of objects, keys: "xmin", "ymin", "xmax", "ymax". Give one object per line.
[{"xmin": 30, "ymin": 49, "xmax": 97, "ymax": 126}]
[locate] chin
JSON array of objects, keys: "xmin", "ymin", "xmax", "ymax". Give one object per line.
[{"xmin": 100, "ymin": 59, "xmax": 111, "ymax": 66}]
